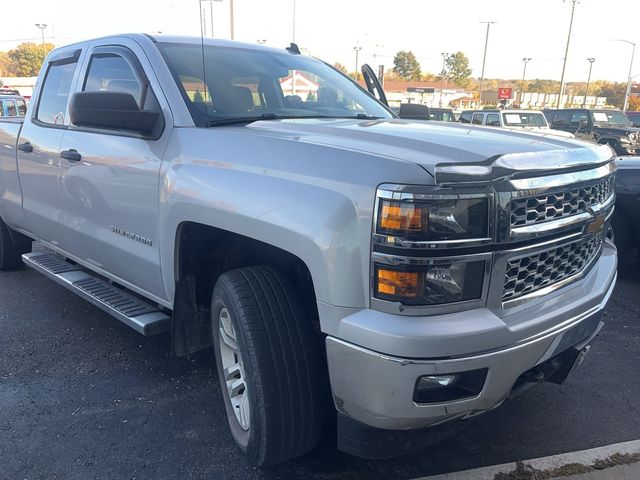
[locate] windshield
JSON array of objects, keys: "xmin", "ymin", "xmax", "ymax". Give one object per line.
[
  {"xmin": 502, "ymin": 112, "xmax": 547, "ymax": 127},
  {"xmin": 158, "ymin": 43, "xmax": 392, "ymax": 126},
  {"xmin": 590, "ymin": 110, "xmax": 632, "ymax": 126}
]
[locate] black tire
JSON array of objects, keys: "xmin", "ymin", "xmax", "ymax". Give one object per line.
[
  {"xmin": 611, "ymin": 211, "xmax": 632, "ymax": 260},
  {"xmin": 0, "ymin": 217, "xmax": 31, "ymax": 271},
  {"xmin": 211, "ymin": 265, "xmax": 325, "ymax": 466}
]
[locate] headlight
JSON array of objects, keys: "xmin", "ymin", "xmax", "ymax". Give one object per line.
[
  {"xmin": 375, "ymin": 261, "xmax": 486, "ymax": 305},
  {"xmin": 628, "ymin": 132, "xmax": 638, "ymax": 142},
  {"xmin": 373, "ymin": 186, "xmax": 492, "ymax": 308},
  {"xmin": 376, "ymin": 196, "xmax": 489, "ymax": 242}
]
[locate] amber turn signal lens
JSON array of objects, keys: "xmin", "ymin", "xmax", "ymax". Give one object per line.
[
  {"xmin": 379, "ymin": 201, "xmax": 426, "ymax": 233},
  {"xmin": 376, "ymin": 268, "xmax": 419, "ymax": 298}
]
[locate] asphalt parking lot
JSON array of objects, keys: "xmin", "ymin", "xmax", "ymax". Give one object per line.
[{"xmin": 1, "ymin": 252, "xmax": 638, "ymax": 480}]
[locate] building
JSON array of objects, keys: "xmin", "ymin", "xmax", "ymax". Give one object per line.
[
  {"xmin": 380, "ymin": 79, "xmax": 472, "ymax": 109},
  {"xmin": 481, "ymin": 90, "xmax": 607, "ymax": 109}
]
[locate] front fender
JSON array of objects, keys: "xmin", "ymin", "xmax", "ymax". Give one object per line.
[{"xmin": 158, "ymin": 127, "xmax": 432, "ymax": 310}]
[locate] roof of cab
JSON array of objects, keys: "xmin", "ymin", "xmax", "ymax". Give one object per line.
[{"xmin": 48, "ymin": 33, "xmax": 292, "ymax": 56}]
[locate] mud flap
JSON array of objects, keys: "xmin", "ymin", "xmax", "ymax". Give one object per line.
[{"xmin": 171, "ymin": 275, "xmax": 212, "ymax": 357}]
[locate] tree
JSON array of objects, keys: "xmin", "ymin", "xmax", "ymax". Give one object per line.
[
  {"xmin": 444, "ymin": 52, "xmax": 472, "ymax": 87},
  {"xmin": 627, "ymin": 95, "xmax": 640, "ymax": 112},
  {"xmin": 392, "ymin": 50, "xmax": 421, "ymax": 80},
  {"xmin": 5, "ymin": 42, "xmax": 55, "ymax": 76},
  {"xmin": 0, "ymin": 51, "xmax": 11, "ymax": 76},
  {"xmin": 332, "ymin": 62, "xmax": 348, "ymax": 74}
]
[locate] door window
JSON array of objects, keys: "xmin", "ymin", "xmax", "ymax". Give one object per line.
[
  {"xmin": 472, "ymin": 113, "xmax": 484, "ymax": 125},
  {"xmin": 16, "ymin": 99, "xmax": 27, "ymax": 116},
  {"xmin": 569, "ymin": 112, "xmax": 588, "ymax": 128},
  {"xmin": 83, "ymin": 53, "xmax": 143, "ymax": 107},
  {"xmin": 459, "ymin": 111, "xmax": 472, "ymax": 123},
  {"xmin": 36, "ymin": 59, "xmax": 78, "ymax": 125},
  {"xmin": 485, "ymin": 113, "xmax": 500, "ymax": 126}
]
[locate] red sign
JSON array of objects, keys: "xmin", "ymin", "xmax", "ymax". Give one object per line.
[{"xmin": 498, "ymin": 87, "xmax": 513, "ymax": 100}]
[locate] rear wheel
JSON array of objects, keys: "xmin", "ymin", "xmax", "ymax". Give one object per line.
[
  {"xmin": 0, "ymin": 217, "xmax": 31, "ymax": 271},
  {"xmin": 211, "ymin": 265, "xmax": 325, "ymax": 466}
]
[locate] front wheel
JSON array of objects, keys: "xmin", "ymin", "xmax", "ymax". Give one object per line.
[{"xmin": 211, "ymin": 266, "xmax": 325, "ymax": 466}]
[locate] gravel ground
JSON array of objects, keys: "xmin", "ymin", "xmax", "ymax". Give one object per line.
[{"xmin": 0, "ymin": 253, "xmax": 638, "ymax": 480}]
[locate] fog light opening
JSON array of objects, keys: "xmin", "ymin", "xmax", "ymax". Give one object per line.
[{"xmin": 413, "ymin": 369, "xmax": 488, "ymax": 404}]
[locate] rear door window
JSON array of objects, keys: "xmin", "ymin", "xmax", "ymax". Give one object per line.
[
  {"xmin": 486, "ymin": 113, "xmax": 500, "ymax": 126},
  {"xmin": 36, "ymin": 58, "xmax": 78, "ymax": 125},
  {"xmin": 16, "ymin": 99, "xmax": 27, "ymax": 116}
]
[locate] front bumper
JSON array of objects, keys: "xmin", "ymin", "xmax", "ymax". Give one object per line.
[{"xmin": 326, "ymin": 242, "xmax": 617, "ymax": 431}]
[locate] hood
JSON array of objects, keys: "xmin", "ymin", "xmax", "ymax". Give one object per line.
[
  {"xmin": 503, "ymin": 125, "xmax": 575, "ymax": 139},
  {"xmin": 245, "ymin": 118, "xmax": 600, "ymax": 176},
  {"xmin": 594, "ymin": 125, "xmax": 640, "ymax": 136}
]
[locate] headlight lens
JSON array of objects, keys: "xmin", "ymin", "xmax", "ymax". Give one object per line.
[
  {"xmin": 377, "ymin": 197, "xmax": 489, "ymax": 242},
  {"xmin": 628, "ymin": 132, "xmax": 637, "ymax": 142},
  {"xmin": 375, "ymin": 261, "xmax": 486, "ymax": 305}
]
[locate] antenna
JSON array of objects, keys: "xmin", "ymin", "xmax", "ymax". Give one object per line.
[
  {"xmin": 286, "ymin": 43, "xmax": 301, "ymax": 54},
  {"xmin": 198, "ymin": 0, "xmax": 208, "ymax": 121}
]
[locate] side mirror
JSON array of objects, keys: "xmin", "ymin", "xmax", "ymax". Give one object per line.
[
  {"xmin": 69, "ymin": 91, "xmax": 160, "ymax": 135},
  {"xmin": 398, "ymin": 103, "xmax": 430, "ymax": 120}
]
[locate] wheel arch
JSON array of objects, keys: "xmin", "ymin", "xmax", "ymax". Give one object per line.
[{"xmin": 170, "ymin": 221, "xmax": 322, "ymax": 356}]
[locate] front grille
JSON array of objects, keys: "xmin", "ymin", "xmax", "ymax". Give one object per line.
[
  {"xmin": 502, "ymin": 236, "xmax": 602, "ymax": 302},
  {"xmin": 509, "ymin": 176, "xmax": 613, "ymax": 228}
]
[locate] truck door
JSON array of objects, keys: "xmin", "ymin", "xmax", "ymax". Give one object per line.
[
  {"xmin": 361, "ymin": 64, "xmax": 389, "ymax": 107},
  {"xmin": 55, "ymin": 41, "xmax": 171, "ymax": 301},
  {"xmin": 18, "ymin": 48, "xmax": 82, "ymax": 243}
]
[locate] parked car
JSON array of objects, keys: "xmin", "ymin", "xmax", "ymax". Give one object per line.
[
  {"xmin": 429, "ymin": 107, "xmax": 456, "ymax": 122},
  {"xmin": 0, "ymin": 34, "xmax": 617, "ymax": 466},
  {"xmin": 0, "ymin": 92, "xmax": 27, "ymax": 118},
  {"xmin": 397, "ymin": 102, "xmax": 430, "ymax": 120},
  {"xmin": 545, "ymin": 108, "xmax": 639, "ymax": 155},
  {"xmin": 461, "ymin": 109, "xmax": 575, "ymax": 139},
  {"xmin": 625, "ymin": 111, "xmax": 640, "ymax": 128},
  {"xmin": 611, "ymin": 157, "xmax": 640, "ymax": 260},
  {"xmin": 458, "ymin": 109, "xmax": 475, "ymax": 123}
]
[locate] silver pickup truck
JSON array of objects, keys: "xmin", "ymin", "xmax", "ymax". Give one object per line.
[{"xmin": 0, "ymin": 35, "xmax": 617, "ymax": 466}]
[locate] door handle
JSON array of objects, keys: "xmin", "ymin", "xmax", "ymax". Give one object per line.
[
  {"xmin": 17, "ymin": 142, "xmax": 33, "ymax": 153},
  {"xmin": 60, "ymin": 149, "xmax": 82, "ymax": 162}
]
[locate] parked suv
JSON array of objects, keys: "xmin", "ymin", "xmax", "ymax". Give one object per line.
[
  {"xmin": 625, "ymin": 111, "xmax": 640, "ymax": 128},
  {"xmin": 463, "ymin": 109, "xmax": 575, "ymax": 139},
  {"xmin": 0, "ymin": 92, "xmax": 27, "ymax": 118},
  {"xmin": 546, "ymin": 108, "xmax": 639, "ymax": 155}
]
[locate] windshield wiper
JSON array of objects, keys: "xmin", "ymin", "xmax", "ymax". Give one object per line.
[
  {"xmin": 207, "ymin": 113, "xmax": 383, "ymax": 127},
  {"xmin": 207, "ymin": 113, "xmax": 279, "ymax": 127}
]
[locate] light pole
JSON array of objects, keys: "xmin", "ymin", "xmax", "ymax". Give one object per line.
[
  {"xmin": 35, "ymin": 23, "xmax": 47, "ymax": 46},
  {"xmin": 520, "ymin": 57, "xmax": 532, "ymax": 107},
  {"xmin": 583, "ymin": 57, "xmax": 595, "ymax": 107},
  {"xmin": 557, "ymin": 0, "xmax": 579, "ymax": 109},
  {"xmin": 202, "ymin": 0, "xmax": 223, "ymax": 37},
  {"xmin": 229, "ymin": 0, "xmax": 235, "ymax": 40},
  {"xmin": 354, "ymin": 46, "xmax": 363, "ymax": 79},
  {"xmin": 292, "ymin": 0, "xmax": 296, "ymax": 43},
  {"xmin": 478, "ymin": 21, "xmax": 496, "ymax": 107},
  {"xmin": 611, "ymin": 39, "xmax": 636, "ymax": 111},
  {"xmin": 440, "ymin": 52, "xmax": 448, "ymax": 107}
]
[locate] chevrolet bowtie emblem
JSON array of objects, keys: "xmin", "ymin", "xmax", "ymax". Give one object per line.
[{"xmin": 585, "ymin": 212, "xmax": 605, "ymax": 235}]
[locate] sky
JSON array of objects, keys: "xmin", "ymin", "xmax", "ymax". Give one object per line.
[{"xmin": 1, "ymin": 0, "xmax": 638, "ymax": 83}]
